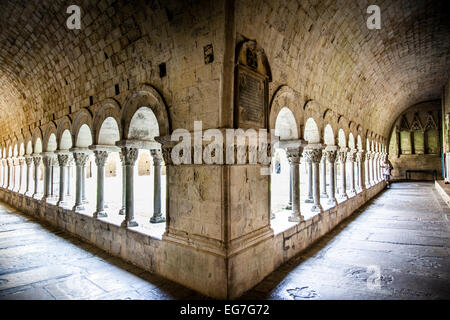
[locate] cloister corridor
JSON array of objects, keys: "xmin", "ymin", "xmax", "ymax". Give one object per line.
[{"xmin": 1, "ymin": 182, "xmax": 449, "ymax": 300}]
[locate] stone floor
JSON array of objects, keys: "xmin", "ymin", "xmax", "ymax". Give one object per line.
[
  {"xmin": 1, "ymin": 182, "xmax": 449, "ymax": 300},
  {"xmin": 242, "ymin": 182, "xmax": 450, "ymax": 299},
  {"xmin": 0, "ymin": 203, "xmax": 206, "ymax": 300}
]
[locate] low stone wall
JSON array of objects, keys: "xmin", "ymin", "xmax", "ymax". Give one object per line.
[
  {"xmin": 227, "ymin": 181, "xmax": 386, "ymax": 298},
  {"xmin": 0, "ymin": 181, "xmax": 386, "ymax": 299},
  {"xmin": 435, "ymin": 180, "xmax": 450, "ymax": 207}
]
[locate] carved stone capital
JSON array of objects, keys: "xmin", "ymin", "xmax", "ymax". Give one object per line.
[
  {"xmin": 25, "ymin": 157, "xmax": 33, "ymax": 166},
  {"xmin": 33, "ymin": 156, "xmax": 42, "ymax": 166},
  {"xmin": 94, "ymin": 150, "xmax": 109, "ymax": 167},
  {"xmin": 337, "ymin": 150, "xmax": 347, "ymax": 163},
  {"xmin": 286, "ymin": 147, "xmax": 301, "ymax": 165},
  {"xmin": 150, "ymin": 149, "xmax": 163, "ymax": 166},
  {"xmin": 161, "ymin": 146, "xmax": 173, "ymax": 165},
  {"xmin": 347, "ymin": 150, "xmax": 357, "ymax": 162},
  {"xmin": 356, "ymin": 151, "xmax": 366, "ymax": 162},
  {"xmin": 303, "ymin": 148, "xmax": 323, "ymax": 163},
  {"xmin": 43, "ymin": 155, "xmax": 55, "ymax": 167},
  {"xmin": 324, "ymin": 149, "xmax": 338, "ymax": 163},
  {"xmin": 57, "ymin": 154, "xmax": 70, "ymax": 167},
  {"xmin": 121, "ymin": 147, "xmax": 139, "ymax": 166},
  {"xmin": 73, "ymin": 152, "xmax": 90, "ymax": 167}
]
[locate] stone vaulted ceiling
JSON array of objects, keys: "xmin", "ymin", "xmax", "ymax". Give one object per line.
[{"xmin": 0, "ymin": 0, "xmax": 449, "ymax": 142}]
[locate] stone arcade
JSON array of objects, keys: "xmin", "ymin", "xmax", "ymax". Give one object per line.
[{"xmin": 0, "ymin": 0, "xmax": 449, "ymax": 299}]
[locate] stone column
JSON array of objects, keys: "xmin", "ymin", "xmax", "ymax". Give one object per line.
[
  {"xmin": 0, "ymin": 159, "xmax": 3, "ymax": 187},
  {"xmin": 286, "ymin": 147, "xmax": 303, "ymax": 222},
  {"xmin": 285, "ymin": 168, "xmax": 293, "ymax": 210},
  {"xmin": 25, "ymin": 157, "xmax": 33, "ymax": 195},
  {"xmin": 347, "ymin": 150, "xmax": 356, "ymax": 196},
  {"xmin": 337, "ymin": 148, "xmax": 348, "ymax": 200},
  {"xmin": 150, "ymin": 150, "xmax": 165, "ymax": 223},
  {"xmin": 356, "ymin": 151, "xmax": 366, "ymax": 192},
  {"xmin": 367, "ymin": 152, "xmax": 373, "ymax": 186},
  {"xmin": 120, "ymin": 147, "xmax": 139, "ymax": 228},
  {"xmin": 17, "ymin": 158, "xmax": 24, "ymax": 193},
  {"xmin": 56, "ymin": 154, "xmax": 70, "ymax": 207},
  {"xmin": 374, "ymin": 153, "xmax": 380, "ymax": 183},
  {"xmin": 304, "ymin": 158, "xmax": 313, "ymax": 203},
  {"xmin": 9, "ymin": 158, "xmax": 16, "ymax": 190},
  {"xmin": 67, "ymin": 160, "xmax": 72, "ymax": 197},
  {"xmin": 93, "ymin": 150, "xmax": 109, "ymax": 218},
  {"xmin": 81, "ymin": 161, "xmax": 88, "ymax": 204},
  {"xmin": 42, "ymin": 154, "xmax": 54, "ymax": 201},
  {"xmin": 72, "ymin": 152, "xmax": 90, "ymax": 211},
  {"xmin": 7, "ymin": 159, "xmax": 12, "ymax": 189},
  {"xmin": 320, "ymin": 155, "xmax": 327, "ymax": 198},
  {"xmin": 32, "ymin": 156, "xmax": 42, "ymax": 197},
  {"xmin": 119, "ymin": 152, "xmax": 126, "ymax": 216},
  {"xmin": 324, "ymin": 148, "xmax": 337, "ymax": 206},
  {"xmin": 304, "ymin": 147, "xmax": 323, "ymax": 213}
]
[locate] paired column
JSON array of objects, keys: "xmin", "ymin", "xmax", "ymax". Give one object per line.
[
  {"xmin": 6, "ymin": 159, "xmax": 12, "ymax": 189},
  {"xmin": 356, "ymin": 151, "xmax": 366, "ymax": 192},
  {"xmin": 324, "ymin": 147, "xmax": 337, "ymax": 206},
  {"xmin": 119, "ymin": 152, "xmax": 126, "ymax": 216},
  {"xmin": 337, "ymin": 148, "xmax": 348, "ymax": 200},
  {"xmin": 9, "ymin": 158, "xmax": 16, "ymax": 190},
  {"xmin": 286, "ymin": 147, "xmax": 303, "ymax": 222},
  {"xmin": 120, "ymin": 147, "xmax": 139, "ymax": 227},
  {"xmin": 32, "ymin": 155, "xmax": 42, "ymax": 197},
  {"xmin": 72, "ymin": 151, "xmax": 90, "ymax": 211},
  {"xmin": 56, "ymin": 153, "xmax": 70, "ymax": 207},
  {"xmin": 18, "ymin": 158, "xmax": 25, "ymax": 193},
  {"xmin": 320, "ymin": 155, "xmax": 327, "ymax": 198},
  {"xmin": 42, "ymin": 153, "xmax": 54, "ymax": 201},
  {"xmin": 304, "ymin": 145, "xmax": 323, "ymax": 213},
  {"xmin": 304, "ymin": 158, "xmax": 313, "ymax": 203},
  {"xmin": 93, "ymin": 150, "xmax": 109, "ymax": 218},
  {"xmin": 150, "ymin": 150, "xmax": 165, "ymax": 223},
  {"xmin": 367, "ymin": 152, "xmax": 374, "ymax": 186},
  {"xmin": 347, "ymin": 150, "xmax": 356, "ymax": 196},
  {"xmin": 25, "ymin": 157, "xmax": 33, "ymax": 195}
]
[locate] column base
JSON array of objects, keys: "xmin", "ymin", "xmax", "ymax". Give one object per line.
[
  {"xmin": 338, "ymin": 193, "xmax": 348, "ymax": 201},
  {"xmin": 57, "ymin": 200, "xmax": 68, "ymax": 207},
  {"xmin": 73, "ymin": 204, "xmax": 85, "ymax": 211},
  {"xmin": 288, "ymin": 213, "xmax": 304, "ymax": 223},
  {"xmin": 327, "ymin": 198, "xmax": 337, "ymax": 206},
  {"xmin": 311, "ymin": 204, "xmax": 323, "ymax": 213},
  {"xmin": 270, "ymin": 211, "xmax": 275, "ymax": 219},
  {"xmin": 348, "ymin": 189, "xmax": 356, "ymax": 196},
  {"xmin": 121, "ymin": 219, "xmax": 138, "ymax": 228},
  {"xmin": 94, "ymin": 210, "xmax": 108, "ymax": 218},
  {"xmin": 150, "ymin": 215, "xmax": 165, "ymax": 223},
  {"xmin": 304, "ymin": 197, "xmax": 314, "ymax": 203},
  {"xmin": 320, "ymin": 192, "xmax": 328, "ymax": 198},
  {"xmin": 119, "ymin": 207, "xmax": 125, "ymax": 215}
]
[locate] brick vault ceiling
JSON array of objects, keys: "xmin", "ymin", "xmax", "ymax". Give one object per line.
[{"xmin": 0, "ymin": 0, "xmax": 449, "ymax": 142}]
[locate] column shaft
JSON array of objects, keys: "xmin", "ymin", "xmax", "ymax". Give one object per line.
[{"xmin": 150, "ymin": 150, "xmax": 165, "ymax": 223}]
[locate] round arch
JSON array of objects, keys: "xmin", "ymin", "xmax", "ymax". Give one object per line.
[
  {"xmin": 93, "ymin": 98, "xmax": 122, "ymax": 145},
  {"xmin": 121, "ymin": 85, "xmax": 171, "ymax": 140},
  {"xmin": 304, "ymin": 118, "xmax": 321, "ymax": 144},
  {"xmin": 274, "ymin": 107, "xmax": 299, "ymax": 140}
]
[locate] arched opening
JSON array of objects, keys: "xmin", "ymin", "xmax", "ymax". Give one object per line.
[
  {"xmin": 75, "ymin": 124, "xmax": 95, "ymax": 211},
  {"xmin": 97, "ymin": 117, "xmax": 122, "ymax": 220},
  {"xmin": 270, "ymin": 107, "xmax": 298, "ymax": 231},
  {"xmin": 336, "ymin": 129, "xmax": 347, "ymax": 201},
  {"xmin": 128, "ymin": 106, "xmax": 167, "ymax": 232}
]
